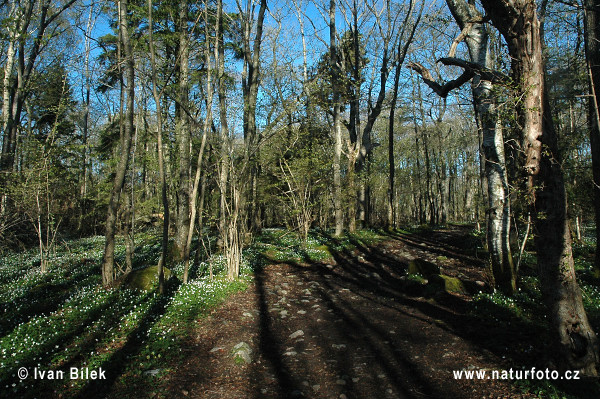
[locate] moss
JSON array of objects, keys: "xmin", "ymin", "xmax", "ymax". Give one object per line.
[
  {"xmin": 124, "ymin": 265, "xmax": 172, "ymax": 291},
  {"xmin": 408, "ymin": 258, "xmax": 440, "ymax": 277},
  {"xmin": 428, "ymin": 274, "xmax": 467, "ymax": 295},
  {"xmin": 315, "ymin": 245, "xmax": 332, "ymax": 256}
]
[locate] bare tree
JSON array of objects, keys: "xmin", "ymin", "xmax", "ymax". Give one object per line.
[
  {"xmin": 480, "ymin": 0, "xmax": 598, "ymax": 375},
  {"xmin": 387, "ymin": 0, "xmax": 422, "ymax": 227},
  {"xmin": 183, "ymin": 3, "xmax": 215, "ymax": 283},
  {"xmin": 148, "ymin": 0, "xmax": 168, "ymax": 293},
  {"xmin": 584, "ymin": 0, "xmax": 600, "ymax": 276},
  {"xmin": 102, "ymin": 0, "xmax": 135, "ymax": 288},
  {"xmin": 174, "ymin": 0, "xmax": 192, "ymax": 262},
  {"xmin": 330, "ymin": 0, "xmax": 344, "ymax": 236}
]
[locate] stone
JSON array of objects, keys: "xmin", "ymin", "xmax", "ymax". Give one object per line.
[
  {"xmin": 428, "ymin": 274, "xmax": 468, "ymax": 295},
  {"xmin": 124, "ymin": 266, "xmax": 173, "ymax": 291},
  {"xmin": 289, "ymin": 330, "xmax": 304, "ymax": 339},
  {"xmin": 143, "ymin": 369, "xmax": 161, "ymax": 376},
  {"xmin": 232, "ymin": 342, "xmax": 252, "ymax": 364},
  {"xmin": 408, "ymin": 258, "xmax": 440, "ymax": 277}
]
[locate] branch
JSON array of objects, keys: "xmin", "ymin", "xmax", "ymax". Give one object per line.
[
  {"xmin": 407, "ymin": 61, "xmax": 473, "ymax": 98},
  {"xmin": 448, "ymin": 22, "xmax": 473, "ymax": 58},
  {"xmin": 438, "ymin": 57, "xmax": 510, "ymax": 84},
  {"xmin": 408, "ymin": 57, "xmax": 510, "ymax": 98}
]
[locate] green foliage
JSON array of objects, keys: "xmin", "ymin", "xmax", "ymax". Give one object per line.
[
  {"xmin": 310, "ymin": 29, "xmax": 369, "ymax": 108},
  {"xmin": 246, "ymin": 228, "xmax": 384, "ymax": 269}
]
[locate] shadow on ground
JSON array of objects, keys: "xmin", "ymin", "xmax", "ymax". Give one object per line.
[{"xmin": 243, "ymin": 227, "xmax": 600, "ymax": 399}]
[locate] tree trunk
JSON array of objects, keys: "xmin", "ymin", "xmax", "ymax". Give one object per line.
[
  {"xmin": 330, "ymin": 0, "xmax": 343, "ymax": 237},
  {"xmin": 445, "ymin": 0, "xmax": 516, "ymax": 294},
  {"xmin": 584, "ymin": 0, "xmax": 600, "ymax": 277},
  {"xmin": 102, "ymin": 0, "xmax": 134, "ymax": 288},
  {"xmin": 183, "ymin": 3, "xmax": 214, "ymax": 283},
  {"xmin": 217, "ymin": 0, "xmax": 229, "ymax": 250},
  {"xmin": 148, "ymin": 0, "xmax": 168, "ymax": 294},
  {"xmin": 174, "ymin": 0, "xmax": 191, "ymax": 262},
  {"xmin": 481, "ymin": 0, "xmax": 598, "ymax": 375},
  {"xmin": 240, "ymin": 0, "xmax": 267, "ymax": 234}
]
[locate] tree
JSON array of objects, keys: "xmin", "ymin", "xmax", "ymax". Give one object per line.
[
  {"xmin": 387, "ymin": 0, "xmax": 422, "ymax": 227},
  {"xmin": 1, "ymin": 0, "xmax": 77, "ymax": 172},
  {"xmin": 329, "ymin": 0, "xmax": 344, "ymax": 237},
  {"xmin": 480, "ymin": 0, "xmax": 598, "ymax": 375},
  {"xmin": 410, "ymin": 0, "xmax": 516, "ymax": 294},
  {"xmin": 102, "ymin": 0, "xmax": 136, "ymax": 288},
  {"xmin": 584, "ymin": 0, "xmax": 600, "ymax": 276},
  {"xmin": 173, "ymin": 0, "xmax": 192, "ymax": 262},
  {"xmin": 147, "ymin": 0, "xmax": 168, "ymax": 293},
  {"xmin": 183, "ymin": 0, "xmax": 214, "ymax": 283}
]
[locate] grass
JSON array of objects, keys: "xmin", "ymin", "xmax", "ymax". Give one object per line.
[
  {"xmin": 3, "ymin": 225, "xmax": 596, "ymax": 399},
  {"xmin": 0, "ymin": 233, "xmax": 253, "ymax": 398},
  {"xmin": 248, "ymin": 227, "xmax": 385, "ymax": 267},
  {"xmin": 0, "ymin": 226, "xmax": 384, "ymax": 398}
]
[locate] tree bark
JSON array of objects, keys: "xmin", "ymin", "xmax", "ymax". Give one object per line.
[
  {"xmin": 148, "ymin": 0, "xmax": 168, "ymax": 293},
  {"xmin": 445, "ymin": 0, "xmax": 516, "ymax": 294},
  {"xmin": 174, "ymin": 0, "xmax": 191, "ymax": 262},
  {"xmin": 330, "ymin": 0, "xmax": 344, "ymax": 237},
  {"xmin": 480, "ymin": 0, "xmax": 598, "ymax": 375},
  {"xmin": 584, "ymin": 0, "xmax": 600, "ymax": 277},
  {"xmin": 183, "ymin": 3, "xmax": 214, "ymax": 283},
  {"xmin": 102, "ymin": 0, "xmax": 135, "ymax": 288}
]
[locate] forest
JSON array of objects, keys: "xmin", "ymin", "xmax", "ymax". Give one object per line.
[{"xmin": 1, "ymin": 0, "xmax": 600, "ymax": 397}]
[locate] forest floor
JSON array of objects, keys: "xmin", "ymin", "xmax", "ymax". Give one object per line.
[{"xmin": 107, "ymin": 226, "xmax": 597, "ymax": 399}]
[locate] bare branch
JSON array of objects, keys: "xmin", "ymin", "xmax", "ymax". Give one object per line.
[
  {"xmin": 438, "ymin": 57, "xmax": 510, "ymax": 84},
  {"xmin": 448, "ymin": 22, "xmax": 473, "ymax": 57},
  {"xmin": 407, "ymin": 61, "xmax": 474, "ymax": 98}
]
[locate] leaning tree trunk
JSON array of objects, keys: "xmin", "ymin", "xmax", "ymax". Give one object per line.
[
  {"xmin": 102, "ymin": 0, "xmax": 134, "ymax": 288},
  {"xmin": 480, "ymin": 0, "xmax": 598, "ymax": 375},
  {"xmin": 584, "ymin": 0, "xmax": 600, "ymax": 277}
]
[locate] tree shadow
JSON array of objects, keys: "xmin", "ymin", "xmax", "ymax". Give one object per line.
[
  {"xmin": 75, "ymin": 278, "xmax": 180, "ymax": 399},
  {"xmin": 250, "ymin": 264, "xmax": 303, "ymax": 398},
  {"xmin": 0, "ymin": 258, "xmax": 100, "ymax": 338},
  {"xmin": 249, "ymin": 229, "xmax": 599, "ymax": 398}
]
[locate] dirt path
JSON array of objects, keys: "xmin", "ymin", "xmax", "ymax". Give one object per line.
[{"xmin": 161, "ymin": 230, "xmax": 537, "ymax": 399}]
